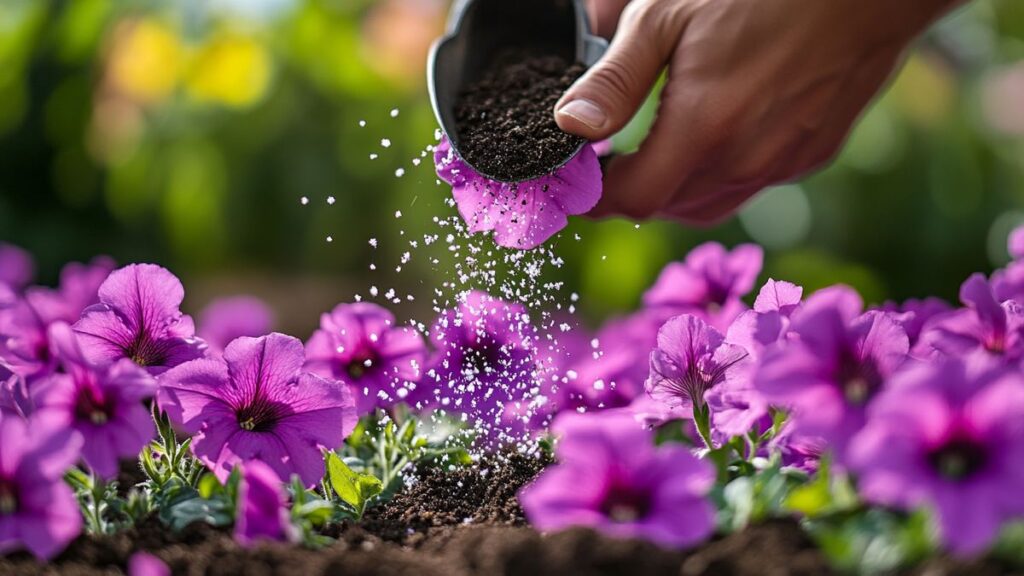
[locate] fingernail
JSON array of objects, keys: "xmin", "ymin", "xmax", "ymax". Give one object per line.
[{"xmin": 557, "ymin": 99, "xmax": 607, "ymax": 130}]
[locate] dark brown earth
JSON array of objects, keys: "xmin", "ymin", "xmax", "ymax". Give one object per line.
[
  {"xmin": 2, "ymin": 452, "xmax": 1019, "ymax": 575},
  {"xmin": 454, "ymin": 53, "xmax": 586, "ymax": 182}
]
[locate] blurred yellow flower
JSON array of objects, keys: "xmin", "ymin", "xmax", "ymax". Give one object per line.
[
  {"xmin": 888, "ymin": 54, "xmax": 956, "ymax": 128},
  {"xmin": 185, "ymin": 33, "xmax": 271, "ymax": 108},
  {"xmin": 107, "ymin": 19, "xmax": 181, "ymax": 104}
]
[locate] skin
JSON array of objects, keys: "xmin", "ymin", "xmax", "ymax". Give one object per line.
[{"xmin": 557, "ymin": 0, "xmax": 966, "ymax": 224}]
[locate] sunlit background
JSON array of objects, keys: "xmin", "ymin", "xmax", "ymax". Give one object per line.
[{"xmin": 2, "ymin": 0, "xmax": 1024, "ymax": 336}]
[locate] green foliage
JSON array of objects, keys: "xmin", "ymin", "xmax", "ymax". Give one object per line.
[{"xmin": 326, "ymin": 452, "xmax": 382, "ymax": 521}]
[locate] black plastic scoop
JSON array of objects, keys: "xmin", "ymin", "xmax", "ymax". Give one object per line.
[{"xmin": 428, "ymin": 0, "xmax": 607, "ymax": 183}]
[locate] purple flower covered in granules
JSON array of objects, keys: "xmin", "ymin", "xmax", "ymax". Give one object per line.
[
  {"xmin": 305, "ymin": 302, "xmax": 427, "ymax": 415},
  {"xmin": 0, "ymin": 413, "xmax": 83, "ymax": 560},
  {"xmin": 158, "ymin": 333, "xmax": 357, "ymax": 487},
  {"xmin": 547, "ymin": 311, "xmax": 662, "ymax": 415},
  {"xmin": 645, "ymin": 314, "xmax": 748, "ymax": 443},
  {"xmin": 0, "ymin": 243, "xmax": 33, "ymax": 293},
  {"xmin": 32, "ymin": 323, "xmax": 156, "ymax": 478},
  {"xmin": 753, "ymin": 285, "xmax": 909, "ymax": 464},
  {"xmin": 643, "ymin": 242, "xmax": 763, "ymax": 332},
  {"xmin": 916, "ymin": 274, "xmax": 1024, "ymax": 361},
  {"xmin": 704, "ymin": 279, "xmax": 804, "ymax": 439},
  {"xmin": 0, "ymin": 257, "xmax": 115, "ymax": 383},
  {"xmin": 519, "ymin": 411, "xmax": 714, "ymax": 549},
  {"xmin": 434, "ymin": 136, "xmax": 602, "ymax": 250},
  {"xmin": 197, "ymin": 296, "xmax": 275, "ymax": 355},
  {"xmin": 849, "ymin": 358, "xmax": 1024, "ymax": 555},
  {"xmin": 74, "ymin": 264, "xmax": 206, "ymax": 375},
  {"xmin": 425, "ymin": 291, "xmax": 542, "ymax": 437},
  {"xmin": 235, "ymin": 460, "xmax": 291, "ymax": 546}
]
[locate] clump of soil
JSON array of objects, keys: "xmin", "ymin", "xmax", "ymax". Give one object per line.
[
  {"xmin": 364, "ymin": 450, "xmax": 549, "ymax": 542},
  {"xmin": 454, "ymin": 53, "xmax": 586, "ymax": 181}
]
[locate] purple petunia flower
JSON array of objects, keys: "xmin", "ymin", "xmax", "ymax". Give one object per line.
[
  {"xmin": 753, "ymin": 286, "xmax": 909, "ymax": 464},
  {"xmin": 434, "ymin": 136, "xmax": 602, "ymax": 250},
  {"xmin": 304, "ymin": 302, "xmax": 427, "ymax": 415},
  {"xmin": 916, "ymin": 274, "xmax": 1024, "ymax": 362},
  {"xmin": 424, "ymin": 291, "xmax": 542, "ymax": 438},
  {"xmin": 32, "ymin": 323, "xmax": 156, "ymax": 478},
  {"xmin": 0, "ymin": 413, "xmax": 83, "ymax": 560},
  {"xmin": 128, "ymin": 552, "xmax": 170, "ymax": 576},
  {"xmin": 197, "ymin": 296, "xmax": 275, "ymax": 355},
  {"xmin": 643, "ymin": 242, "xmax": 763, "ymax": 332},
  {"xmin": 0, "ymin": 257, "xmax": 115, "ymax": 383},
  {"xmin": 158, "ymin": 333, "xmax": 357, "ymax": 487},
  {"xmin": 0, "ymin": 243, "xmax": 33, "ymax": 293},
  {"xmin": 877, "ymin": 297, "xmax": 952, "ymax": 349},
  {"xmin": 849, "ymin": 358, "xmax": 1024, "ymax": 555},
  {"xmin": 74, "ymin": 264, "xmax": 206, "ymax": 375},
  {"xmin": 519, "ymin": 411, "xmax": 715, "ymax": 549},
  {"xmin": 1009, "ymin": 225, "xmax": 1024, "ymax": 260},
  {"xmin": 645, "ymin": 314, "xmax": 748, "ymax": 445},
  {"xmin": 235, "ymin": 460, "xmax": 290, "ymax": 546},
  {"xmin": 0, "ymin": 374, "xmax": 31, "ymax": 418},
  {"xmin": 548, "ymin": 311, "xmax": 662, "ymax": 415},
  {"xmin": 704, "ymin": 280, "xmax": 803, "ymax": 438}
]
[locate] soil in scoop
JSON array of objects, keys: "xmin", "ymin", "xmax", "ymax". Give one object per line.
[{"xmin": 454, "ymin": 53, "xmax": 586, "ymax": 182}]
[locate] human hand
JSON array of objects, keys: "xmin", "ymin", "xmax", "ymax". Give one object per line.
[{"xmin": 562, "ymin": 0, "xmax": 963, "ymax": 223}]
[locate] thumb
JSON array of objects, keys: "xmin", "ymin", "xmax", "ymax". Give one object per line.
[{"xmin": 555, "ymin": 1, "xmax": 685, "ymax": 140}]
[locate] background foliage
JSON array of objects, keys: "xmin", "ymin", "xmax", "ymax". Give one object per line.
[{"xmin": 2, "ymin": 0, "xmax": 1024, "ymax": 335}]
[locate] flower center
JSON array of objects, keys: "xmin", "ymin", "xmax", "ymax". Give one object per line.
[
  {"xmin": 927, "ymin": 436, "xmax": 989, "ymax": 481},
  {"xmin": 345, "ymin": 349, "xmax": 379, "ymax": 381},
  {"xmin": 0, "ymin": 481, "xmax": 17, "ymax": 516},
  {"xmin": 235, "ymin": 397, "xmax": 286, "ymax": 433},
  {"xmin": 74, "ymin": 383, "xmax": 114, "ymax": 426},
  {"xmin": 125, "ymin": 332, "xmax": 167, "ymax": 368},
  {"xmin": 838, "ymin": 355, "xmax": 881, "ymax": 406},
  {"xmin": 600, "ymin": 484, "xmax": 650, "ymax": 524}
]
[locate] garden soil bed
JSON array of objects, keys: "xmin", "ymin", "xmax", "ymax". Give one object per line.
[{"xmin": 1, "ymin": 453, "xmax": 1017, "ymax": 576}]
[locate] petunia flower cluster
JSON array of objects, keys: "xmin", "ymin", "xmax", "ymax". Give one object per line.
[
  {"xmin": 5, "ymin": 221, "xmax": 1024, "ymax": 564},
  {"xmin": 519, "ymin": 226, "xmax": 1024, "ymax": 557}
]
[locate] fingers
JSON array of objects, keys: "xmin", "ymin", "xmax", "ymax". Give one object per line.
[
  {"xmin": 556, "ymin": 0, "xmax": 691, "ymax": 141},
  {"xmin": 586, "ymin": 0, "xmax": 632, "ymax": 38}
]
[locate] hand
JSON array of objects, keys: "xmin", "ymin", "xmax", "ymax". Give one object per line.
[{"xmin": 562, "ymin": 0, "xmax": 963, "ymax": 223}]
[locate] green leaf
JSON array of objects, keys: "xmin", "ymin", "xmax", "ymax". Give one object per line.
[
  {"xmin": 197, "ymin": 473, "xmax": 222, "ymax": 499},
  {"xmin": 327, "ymin": 452, "xmax": 383, "ymax": 517}
]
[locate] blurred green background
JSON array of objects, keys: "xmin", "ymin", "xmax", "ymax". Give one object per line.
[{"xmin": 2, "ymin": 0, "xmax": 1024, "ymax": 336}]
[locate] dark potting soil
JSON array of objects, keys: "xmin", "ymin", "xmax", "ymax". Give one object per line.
[
  {"xmin": 3, "ymin": 451, "xmax": 1015, "ymax": 576},
  {"xmin": 454, "ymin": 53, "xmax": 586, "ymax": 182}
]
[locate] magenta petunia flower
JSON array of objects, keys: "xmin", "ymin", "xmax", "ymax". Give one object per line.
[
  {"xmin": 158, "ymin": 333, "xmax": 357, "ymax": 487},
  {"xmin": 304, "ymin": 302, "xmax": 427, "ymax": 415},
  {"xmin": 849, "ymin": 358, "xmax": 1024, "ymax": 555},
  {"xmin": 0, "ymin": 243, "xmax": 33, "ymax": 293},
  {"xmin": 235, "ymin": 460, "xmax": 290, "ymax": 546},
  {"xmin": 753, "ymin": 286, "xmax": 909, "ymax": 464},
  {"xmin": 0, "ymin": 257, "xmax": 115, "ymax": 382},
  {"xmin": 1009, "ymin": 225, "xmax": 1024, "ymax": 260},
  {"xmin": 434, "ymin": 136, "xmax": 602, "ymax": 250},
  {"xmin": 877, "ymin": 297, "xmax": 952, "ymax": 349},
  {"xmin": 30, "ymin": 257, "xmax": 116, "ymax": 327},
  {"xmin": 645, "ymin": 314, "xmax": 748, "ymax": 439},
  {"xmin": 32, "ymin": 323, "xmax": 156, "ymax": 478},
  {"xmin": 128, "ymin": 552, "xmax": 170, "ymax": 576},
  {"xmin": 519, "ymin": 411, "xmax": 715, "ymax": 548},
  {"xmin": 197, "ymin": 296, "xmax": 275, "ymax": 355},
  {"xmin": 424, "ymin": 291, "xmax": 542, "ymax": 436},
  {"xmin": 643, "ymin": 242, "xmax": 763, "ymax": 331},
  {"xmin": 916, "ymin": 274, "xmax": 1024, "ymax": 361},
  {"xmin": 549, "ymin": 311, "xmax": 662, "ymax": 415},
  {"xmin": 74, "ymin": 264, "xmax": 206, "ymax": 375},
  {"xmin": 0, "ymin": 413, "xmax": 83, "ymax": 560},
  {"xmin": 0, "ymin": 374, "xmax": 30, "ymax": 418},
  {"xmin": 702, "ymin": 280, "xmax": 803, "ymax": 439}
]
